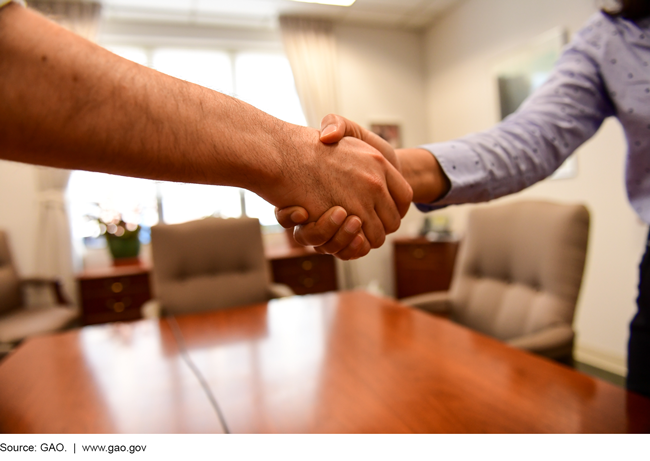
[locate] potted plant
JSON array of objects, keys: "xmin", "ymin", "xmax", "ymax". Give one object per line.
[
  {"xmin": 104, "ymin": 218, "xmax": 141, "ymax": 265},
  {"xmin": 86, "ymin": 206, "xmax": 142, "ymax": 266}
]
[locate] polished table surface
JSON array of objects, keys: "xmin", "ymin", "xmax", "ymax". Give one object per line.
[{"xmin": 1, "ymin": 291, "xmax": 649, "ymax": 433}]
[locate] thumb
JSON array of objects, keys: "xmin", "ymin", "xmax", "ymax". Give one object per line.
[
  {"xmin": 320, "ymin": 113, "xmax": 347, "ymax": 144},
  {"xmin": 320, "ymin": 114, "xmax": 400, "ymax": 172}
]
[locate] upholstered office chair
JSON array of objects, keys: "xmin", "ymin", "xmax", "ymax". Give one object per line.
[
  {"xmin": 145, "ymin": 217, "xmax": 293, "ymax": 317},
  {"xmin": 0, "ymin": 230, "xmax": 78, "ymax": 353},
  {"xmin": 402, "ymin": 200, "xmax": 589, "ymax": 363}
]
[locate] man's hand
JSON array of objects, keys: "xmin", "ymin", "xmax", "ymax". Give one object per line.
[
  {"xmin": 275, "ymin": 114, "xmax": 402, "ymax": 259},
  {"xmin": 277, "ymin": 206, "xmax": 371, "ymax": 260},
  {"xmin": 267, "ymin": 123, "xmax": 412, "ymax": 249}
]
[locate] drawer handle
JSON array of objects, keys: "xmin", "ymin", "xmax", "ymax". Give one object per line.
[
  {"xmin": 111, "ymin": 282, "xmax": 123, "ymax": 293},
  {"xmin": 412, "ymin": 248, "xmax": 425, "ymax": 259},
  {"xmin": 302, "ymin": 260, "xmax": 313, "ymax": 271},
  {"xmin": 302, "ymin": 277, "xmax": 314, "ymax": 288},
  {"xmin": 106, "ymin": 297, "xmax": 131, "ymax": 313}
]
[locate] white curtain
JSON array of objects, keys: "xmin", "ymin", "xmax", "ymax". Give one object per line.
[
  {"xmin": 29, "ymin": 1, "xmax": 102, "ymax": 302},
  {"xmin": 279, "ymin": 16, "xmax": 340, "ymax": 129},
  {"xmin": 280, "ymin": 16, "xmax": 359, "ymax": 290}
]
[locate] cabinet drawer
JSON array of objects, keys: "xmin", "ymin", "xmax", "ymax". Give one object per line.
[
  {"xmin": 393, "ymin": 239, "xmax": 459, "ymax": 299},
  {"xmin": 82, "ymin": 309, "xmax": 143, "ymax": 326},
  {"xmin": 394, "ymin": 244, "xmax": 457, "ymax": 270},
  {"xmin": 79, "ymin": 274, "xmax": 150, "ymax": 300},
  {"xmin": 270, "ymin": 254, "xmax": 337, "ymax": 295}
]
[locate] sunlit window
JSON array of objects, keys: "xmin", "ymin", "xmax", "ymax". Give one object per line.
[{"xmin": 67, "ymin": 45, "xmax": 306, "ymax": 248}]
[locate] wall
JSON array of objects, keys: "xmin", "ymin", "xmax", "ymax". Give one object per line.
[
  {"xmin": 334, "ymin": 24, "xmax": 430, "ymax": 295},
  {"xmin": 422, "ymin": 0, "xmax": 644, "ymax": 373}
]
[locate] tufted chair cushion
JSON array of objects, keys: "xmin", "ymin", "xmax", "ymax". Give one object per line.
[
  {"xmin": 151, "ymin": 217, "xmax": 272, "ymax": 316},
  {"xmin": 448, "ymin": 201, "xmax": 589, "ymax": 342},
  {"xmin": 0, "ymin": 231, "xmax": 22, "ymax": 315}
]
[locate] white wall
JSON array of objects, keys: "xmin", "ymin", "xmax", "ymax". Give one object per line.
[
  {"xmin": 423, "ymin": 0, "xmax": 644, "ymax": 373},
  {"xmin": 334, "ymin": 24, "xmax": 430, "ymax": 295}
]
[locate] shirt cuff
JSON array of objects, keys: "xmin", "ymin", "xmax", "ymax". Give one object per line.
[{"xmin": 414, "ymin": 140, "xmax": 488, "ymax": 212}]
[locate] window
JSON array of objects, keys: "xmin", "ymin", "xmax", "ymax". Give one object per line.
[{"xmin": 67, "ymin": 45, "xmax": 307, "ymax": 248}]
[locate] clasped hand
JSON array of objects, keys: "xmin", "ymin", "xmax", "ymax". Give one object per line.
[{"xmin": 275, "ymin": 114, "xmax": 410, "ymax": 260}]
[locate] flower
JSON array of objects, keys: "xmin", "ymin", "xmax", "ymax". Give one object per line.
[{"xmin": 85, "ymin": 204, "xmax": 140, "ymax": 241}]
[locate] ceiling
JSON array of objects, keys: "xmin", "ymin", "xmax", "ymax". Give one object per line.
[{"xmin": 100, "ymin": 0, "xmax": 464, "ymax": 31}]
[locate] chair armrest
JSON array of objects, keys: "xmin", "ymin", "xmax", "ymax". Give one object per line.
[
  {"xmin": 507, "ymin": 324, "xmax": 575, "ymax": 359},
  {"xmin": 400, "ymin": 291, "xmax": 453, "ymax": 315},
  {"xmin": 20, "ymin": 278, "xmax": 68, "ymax": 305},
  {"xmin": 141, "ymin": 299, "xmax": 162, "ymax": 319},
  {"xmin": 268, "ymin": 283, "xmax": 295, "ymax": 299}
]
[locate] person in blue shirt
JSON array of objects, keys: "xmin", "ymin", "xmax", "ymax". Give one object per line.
[{"xmin": 278, "ymin": 0, "xmax": 650, "ymax": 397}]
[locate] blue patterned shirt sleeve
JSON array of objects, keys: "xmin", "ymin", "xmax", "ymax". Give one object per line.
[{"xmin": 416, "ymin": 13, "xmax": 618, "ymax": 213}]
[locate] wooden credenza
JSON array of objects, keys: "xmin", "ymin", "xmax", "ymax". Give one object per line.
[
  {"xmin": 393, "ymin": 237, "xmax": 459, "ymax": 299},
  {"xmin": 77, "ymin": 243, "xmax": 338, "ymax": 325}
]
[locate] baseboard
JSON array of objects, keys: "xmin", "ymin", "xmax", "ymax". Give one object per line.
[{"xmin": 574, "ymin": 344, "xmax": 626, "ymax": 377}]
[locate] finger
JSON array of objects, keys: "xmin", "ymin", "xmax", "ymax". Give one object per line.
[
  {"xmin": 362, "ymin": 212, "xmax": 386, "ymax": 249},
  {"xmin": 317, "ymin": 216, "xmax": 362, "ymax": 255},
  {"xmin": 334, "ymin": 231, "xmax": 371, "ymax": 261},
  {"xmin": 374, "ymin": 196, "xmax": 402, "ymax": 236},
  {"xmin": 275, "ymin": 206, "xmax": 309, "ymax": 228},
  {"xmin": 385, "ymin": 163, "xmax": 414, "ymax": 218},
  {"xmin": 313, "ymin": 246, "xmax": 327, "ymax": 254},
  {"xmin": 319, "ymin": 114, "xmax": 347, "ymax": 144},
  {"xmin": 293, "ymin": 206, "xmax": 347, "ymax": 246},
  {"xmin": 320, "ymin": 114, "xmax": 398, "ymax": 169}
]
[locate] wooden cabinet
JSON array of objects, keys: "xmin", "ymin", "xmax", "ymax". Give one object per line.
[
  {"xmin": 77, "ymin": 265, "xmax": 151, "ymax": 326},
  {"xmin": 266, "ymin": 245, "xmax": 338, "ymax": 296},
  {"xmin": 76, "ymin": 243, "xmax": 337, "ymax": 326},
  {"xmin": 393, "ymin": 237, "xmax": 459, "ymax": 299}
]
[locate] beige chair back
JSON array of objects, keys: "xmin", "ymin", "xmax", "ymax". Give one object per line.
[
  {"xmin": 448, "ymin": 201, "xmax": 589, "ymax": 342},
  {"xmin": 0, "ymin": 231, "xmax": 21, "ymax": 314},
  {"xmin": 151, "ymin": 217, "xmax": 272, "ymax": 315}
]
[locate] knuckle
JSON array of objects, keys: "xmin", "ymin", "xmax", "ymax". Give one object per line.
[{"xmin": 366, "ymin": 174, "xmax": 385, "ymax": 192}]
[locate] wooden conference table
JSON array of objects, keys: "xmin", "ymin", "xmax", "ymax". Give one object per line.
[{"xmin": 1, "ymin": 291, "xmax": 649, "ymax": 433}]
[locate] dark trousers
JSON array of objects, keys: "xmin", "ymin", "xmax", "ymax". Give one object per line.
[{"xmin": 628, "ymin": 231, "xmax": 650, "ymax": 398}]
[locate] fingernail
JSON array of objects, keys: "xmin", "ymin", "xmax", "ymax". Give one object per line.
[
  {"xmin": 344, "ymin": 218, "xmax": 361, "ymax": 234},
  {"xmin": 290, "ymin": 210, "xmax": 306, "ymax": 223},
  {"xmin": 321, "ymin": 125, "xmax": 336, "ymax": 138},
  {"xmin": 331, "ymin": 208, "xmax": 347, "ymax": 226}
]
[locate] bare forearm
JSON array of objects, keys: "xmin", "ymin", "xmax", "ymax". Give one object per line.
[
  {"xmin": 396, "ymin": 148, "xmax": 450, "ymax": 203},
  {"xmin": 0, "ymin": 5, "xmax": 412, "ymax": 246},
  {"xmin": 0, "ymin": 4, "xmax": 289, "ymax": 193}
]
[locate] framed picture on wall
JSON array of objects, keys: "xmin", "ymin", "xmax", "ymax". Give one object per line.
[
  {"xmin": 492, "ymin": 27, "xmax": 577, "ymax": 180},
  {"xmin": 370, "ymin": 123, "xmax": 402, "ymax": 149}
]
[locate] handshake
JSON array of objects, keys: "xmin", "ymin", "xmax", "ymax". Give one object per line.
[{"xmin": 267, "ymin": 114, "xmax": 450, "ymax": 261}]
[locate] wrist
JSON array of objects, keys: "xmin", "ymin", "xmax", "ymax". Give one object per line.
[
  {"xmin": 396, "ymin": 148, "xmax": 450, "ymax": 203},
  {"xmin": 259, "ymin": 122, "xmax": 321, "ymax": 208}
]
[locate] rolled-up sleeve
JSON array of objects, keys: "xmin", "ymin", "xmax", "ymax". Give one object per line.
[{"xmin": 417, "ymin": 18, "xmax": 615, "ymax": 212}]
